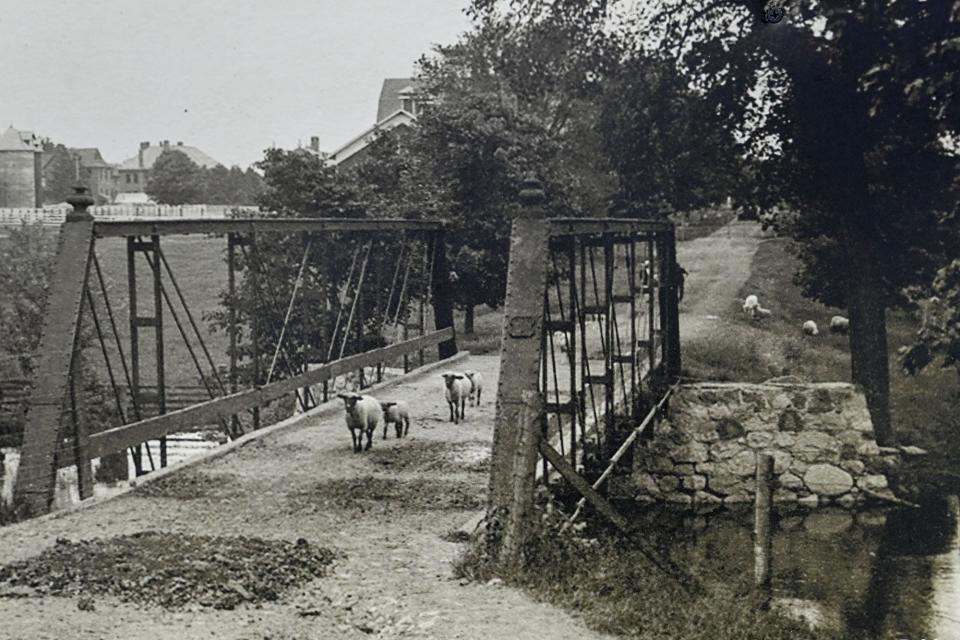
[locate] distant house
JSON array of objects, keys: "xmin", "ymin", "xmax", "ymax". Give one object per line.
[
  {"xmin": 115, "ymin": 140, "xmax": 220, "ymax": 197},
  {"xmin": 324, "ymin": 78, "xmax": 428, "ymax": 170},
  {"xmin": 67, "ymin": 148, "xmax": 115, "ymax": 203},
  {"xmin": 0, "ymin": 126, "xmax": 43, "ymax": 208}
]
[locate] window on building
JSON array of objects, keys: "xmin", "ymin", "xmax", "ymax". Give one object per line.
[
  {"xmin": 402, "ymin": 98, "xmax": 413, "ymax": 113},
  {"xmin": 134, "ymin": 173, "xmax": 139, "ymax": 184},
  {"xmin": 125, "ymin": 174, "xmax": 131, "ymax": 184}
]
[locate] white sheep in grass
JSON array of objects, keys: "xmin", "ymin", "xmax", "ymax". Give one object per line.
[
  {"xmin": 802, "ymin": 320, "xmax": 820, "ymax": 336},
  {"xmin": 380, "ymin": 400, "xmax": 411, "ymax": 439},
  {"xmin": 464, "ymin": 370, "xmax": 484, "ymax": 406},
  {"xmin": 337, "ymin": 393, "xmax": 383, "ymax": 452},
  {"xmin": 743, "ymin": 294, "xmax": 760, "ymax": 315},
  {"xmin": 440, "ymin": 372, "xmax": 470, "ymax": 424},
  {"xmin": 829, "ymin": 315, "xmax": 849, "ymax": 335}
]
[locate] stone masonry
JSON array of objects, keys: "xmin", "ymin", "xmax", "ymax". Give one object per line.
[{"xmin": 630, "ymin": 382, "xmax": 897, "ymax": 508}]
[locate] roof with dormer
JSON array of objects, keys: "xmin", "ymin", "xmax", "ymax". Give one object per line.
[
  {"xmin": 0, "ymin": 126, "xmax": 35, "ymax": 152},
  {"xmin": 377, "ymin": 78, "xmax": 425, "ymax": 122}
]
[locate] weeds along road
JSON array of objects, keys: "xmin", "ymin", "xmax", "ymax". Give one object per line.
[{"xmin": 0, "ymin": 354, "xmax": 613, "ymax": 640}]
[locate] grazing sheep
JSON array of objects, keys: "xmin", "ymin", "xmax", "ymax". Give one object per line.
[
  {"xmin": 551, "ymin": 330, "xmax": 570, "ymax": 354},
  {"xmin": 829, "ymin": 315, "xmax": 849, "ymax": 335},
  {"xmin": 802, "ymin": 320, "xmax": 820, "ymax": 336},
  {"xmin": 337, "ymin": 393, "xmax": 383, "ymax": 452},
  {"xmin": 743, "ymin": 295, "xmax": 760, "ymax": 314},
  {"xmin": 380, "ymin": 400, "xmax": 411, "ymax": 439},
  {"xmin": 464, "ymin": 370, "xmax": 484, "ymax": 406},
  {"xmin": 440, "ymin": 372, "xmax": 470, "ymax": 424}
]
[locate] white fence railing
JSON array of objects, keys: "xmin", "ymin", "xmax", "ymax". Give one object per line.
[{"xmin": 0, "ymin": 204, "xmax": 260, "ymax": 227}]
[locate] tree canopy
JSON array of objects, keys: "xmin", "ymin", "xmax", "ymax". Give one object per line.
[{"xmin": 145, "ymin": 149, "xmax": 206, "ymax": 205}]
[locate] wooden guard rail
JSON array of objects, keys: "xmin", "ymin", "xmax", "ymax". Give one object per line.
[{"xmin": 53, "ymin": 327, "xmax": 454, "ymax": 466}]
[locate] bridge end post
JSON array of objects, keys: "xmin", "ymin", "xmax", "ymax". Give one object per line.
[
  {"xmin": 488, "ymin": 175, "xmax": 550, "ymax": 517},
  {"xmin": 14, "ymin": 186, "xmax": 96, "ymax": 515}
]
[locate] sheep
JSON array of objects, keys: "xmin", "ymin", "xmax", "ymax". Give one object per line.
[
  {"xmin": 829, "ymin": 315, "xmax": 849, "ymax": 335},
  {"xmin": 551, "ymin": 330, "xmax": 570, "ymax": 353},
  {"xmin": 802, "ymin": 320, "xmax": 819, "ymax": 336},
  {"xmin": 440, "ymin": 372, "xmax": 470, "ymax": 424},
  {"xmin": 743, "ymin": 294, "xmax": 760, "ymax": 315},
  {"xmin": 380, "ymin": 400, "xmax": 411, "ymax": 439},
  {"xmin": 337, "ymin": 393, "xmax": 383, "ymax": 452},
  {"xmin": 464, "ymin": 370, "xmax": 484, "ymax": 406}
]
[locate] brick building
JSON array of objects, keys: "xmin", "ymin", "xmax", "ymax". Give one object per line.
[{"xmin": 0, "ymin": 126, "xmax": 42, "ymax": 208}]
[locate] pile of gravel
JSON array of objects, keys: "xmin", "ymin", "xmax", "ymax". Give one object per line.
[
  {"xmin": 133, "ymin": 470, "xmax": 241, "ymax": 501},
  {"xmin": 0, "ymin": 532, "xmax": 336, "ymax": 610}
]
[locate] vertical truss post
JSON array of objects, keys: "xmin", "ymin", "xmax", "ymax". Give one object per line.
[
  {"xmin": 658, "ymin": 227, "xmax": 681, "ymax": 381},
  {"xmin": 15, "ymin": 187, "xmax": 96, "ymax": 514},
  {"xmin": 567, "ymin": 238, "xmax": 578, "ymax": 469},
  {"xmin": 647, "ymin": 237, "xmax": 656, "ymax": 376},
  {"xmin": 628, "ymin": 237, "xmax": 638, "ymax": 419},
  {"xmin": 603, "ymin": 235, "xmax": 615, "ymax": 458},
  {"xmin": 249, "ymin": 232, "xmax": 261, "ymax": 430},
  {"xmin": 151, "ymin": 234, "xmax": 167, "ymax": 467},
  {"xmin": 227, "ymin": 233, "xmax": 241, "ymax": 436},
  {"xmin": 489, "ymin": 176, "xmax": 550, "ymax": 510},
  {"xmin": 126, "ymin": 235, "xmax": 144, "ymax": 472},
  {"xmin": 431, "ymin": 229, "xmax": 457, "ymax": 360},
  {"xmin": 419, "ymin": 241, "xmax": 428, "ymax": 367}
]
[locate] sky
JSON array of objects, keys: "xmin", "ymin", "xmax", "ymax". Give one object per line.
[{"xmin": 0, "ymin": 0, "xmax": 472, "ymax": 168}]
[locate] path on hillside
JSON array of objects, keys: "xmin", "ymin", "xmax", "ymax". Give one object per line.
[
  {"xmin": 0, "ymin": 355, "xmax": 612, "ymax": 640},
  {"xmin": 676, "ymin": 220, "xmax": 766, "ymax": 342}
]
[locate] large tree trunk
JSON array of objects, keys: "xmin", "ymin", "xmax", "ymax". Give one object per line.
[
  {"xmin": 846, "ymin": 236, "xmax": 892, "ymax": 445},
  {"xmin": 464, "ymin": 304, "xmax": 475, "ymax": 336}
]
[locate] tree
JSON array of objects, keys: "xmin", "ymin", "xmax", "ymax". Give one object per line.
[
  {"xmin": 42, "ymin": 143, "xmax": 77, "ymax": 204},
  {"xmin": 476, "ymin": 1, "xmax": 959, "ymax": 443},
  {"xmin": 146, "ymin": 149, "xmax": 205, "ymax": 204}
]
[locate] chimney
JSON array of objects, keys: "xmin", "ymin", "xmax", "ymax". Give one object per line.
[
  {"xmin": 139, "ymin": 141, "xmax": 149, "ymax": 168},
  {"xmin": 162, "ymin": 140, "xmax": 170, "ymax": 147},
  {"xmin": 310, "ymin": 136, "xmax": 320, "ymax": 152},
  {"xmin": 176, "ymin": 141, "xmax": 183, "ymax": 146}
]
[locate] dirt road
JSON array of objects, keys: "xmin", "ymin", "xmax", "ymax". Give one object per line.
[
  {"xmin": 0, "ymin": 354, "xmax": 612, "ymax": 640},
  {"xmin": 676, "ymin": 220, "xmax": 765, "ymax": 342}
]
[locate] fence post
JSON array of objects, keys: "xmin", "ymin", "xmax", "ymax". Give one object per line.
[
  {"xmin": 754, "ymin": 452, "xmax": 774, "ymax": 607},
  {"xmin": 658, "ymin": 226, "xmax": 681, "ymax": 381},
  {"xmin": 14, "ymin": 187, "xmax": 96, "ymax": 514},
  {"xmin": 488, "ymin": 175, "xmax": 551, "ymax": 510}
]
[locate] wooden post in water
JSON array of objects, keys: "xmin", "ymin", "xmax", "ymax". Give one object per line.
[{"xmin": 754, "ymin": 452, "xmax": 774, "ymax": 607}]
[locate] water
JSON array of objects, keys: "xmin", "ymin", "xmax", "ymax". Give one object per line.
[
  {"xmin": 1, "ymin": 433, "xmax": 223, "ymax": 510},
  {"xmin": 626, "ymin": 498, "xmax": 960, "ymax": 639}
]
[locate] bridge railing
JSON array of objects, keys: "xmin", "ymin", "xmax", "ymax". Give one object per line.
[
  {"xmin": 13, "ymin": 187, "xmax": 457, "ymax": 514},
  {"xmin": 489, "ymin": 178, "xmax": 681, "ymax": 518}
]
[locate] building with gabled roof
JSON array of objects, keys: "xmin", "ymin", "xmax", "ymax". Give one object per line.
[
  {"xmin": 68, "ymin": 148, "xmax": 115, "ymax": 203},
  {"xmin": 323, "ymin": 78, "xmax": 429, "ymax": 169},
  {"xmin": 0, "ymin": 125, "xmax": 43, "ymax": 207},
  {"xmin": 115, "ymin": 140, "xmax": 221, "ymax": 196}
]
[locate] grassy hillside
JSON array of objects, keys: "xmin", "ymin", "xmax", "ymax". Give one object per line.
[{"xmin": 683, "ymin": 235, "xmax": 960, "ymax": 479}]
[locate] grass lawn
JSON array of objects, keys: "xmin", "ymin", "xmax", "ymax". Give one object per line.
[{"xmin": 90, "ymin": 235, "xmax": 231, "ymax": 388}]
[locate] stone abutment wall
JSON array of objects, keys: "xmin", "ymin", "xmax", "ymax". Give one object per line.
[{"xmin": 628, "ymin": 382, "xmax": 897, "ymax": 508}]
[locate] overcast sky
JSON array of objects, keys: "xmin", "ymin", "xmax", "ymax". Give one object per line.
[{"xmin": 0, "ymin": 0, "xmax": 471, "ymax": 168}]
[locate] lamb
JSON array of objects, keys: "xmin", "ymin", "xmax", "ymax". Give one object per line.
[
  {"xmin": 802, "ymin": 320, "xmax": 820, "ymax": 336},
  {"xmin": 440, "ymin": 372, "xmax": 470, "ymax": 424},
  {"xmin": 829, "ymin": 315, "xmax": 849, "ymax": 335},
  {"xmin": 380, "ymin": 400, "xmax": 411, "ymax": 439},
  {"xmin": 743, "ymin": 294, "xmax": 760, "ymax": 315},
  {"xmin": 464, "ymin": 370, "xmax": 484, "ymax": 406},
  {"xmin": 337, "ymin": 393, "xmax": 383, "ymax": 453}
]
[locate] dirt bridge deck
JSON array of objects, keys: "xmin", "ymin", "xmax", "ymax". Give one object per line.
[{"xmin": 0, "ymin": 353, "xmax": 612, "ymax": 640}]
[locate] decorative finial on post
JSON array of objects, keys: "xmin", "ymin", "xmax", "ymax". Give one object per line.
[
  {"xmin": 65, "ymin": 186, "xmax": 95, "ymax": 222},
  {"xmin": 517, "ymin": 173, "xmax": 546, "ymax": 219}
]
